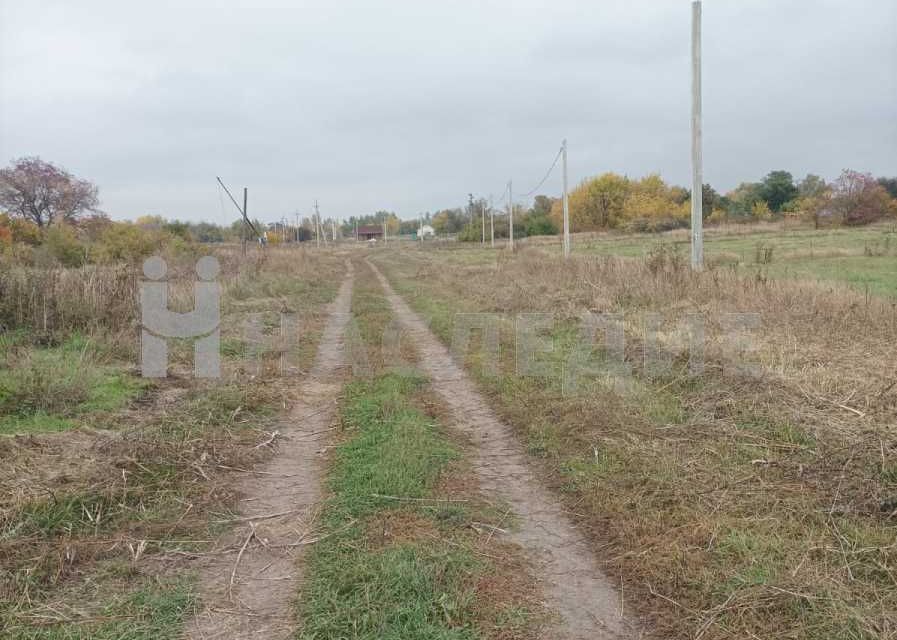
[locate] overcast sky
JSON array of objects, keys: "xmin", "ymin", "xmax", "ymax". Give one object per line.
[{"xmin": 1, "ymin": 0, "xmax": 895, "ymax": 223}]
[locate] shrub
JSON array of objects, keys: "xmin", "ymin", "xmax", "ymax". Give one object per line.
[
  {"xmin": 43, "ymin": 224, "xmax": 87, "ymax": 267},
  {"xmin": 623, "ymin": 216, "xmax": 687, "ymax": 233},
  {"xmin": 706, "ymin": 209, "xmax": 727, "ymax": 225},
  {"xmin": 831, "ymin": 169, "xmax": 892, "ymax": 226},
  {"xmin": 91, "ymin": 223, "xmax": 163, "ymax": 263},
  {"xmin": 0, "ymin": 214, "xmax": 41, "ymax": 245},
  {"xmin": 523, "ymin": 214, "xmax": 557, "ymax": 237},
  {"xmin": 751, "ymin": 200, "xmax": 774, "ymax": 221}
]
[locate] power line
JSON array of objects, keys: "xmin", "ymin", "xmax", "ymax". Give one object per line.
[
  {"xmin": 519, "ymin": 144, "xmax": 564, "ymax": 198},
  {"xmin": 491, "ymin": 182, "xmax": 510, "ymax": 204}
]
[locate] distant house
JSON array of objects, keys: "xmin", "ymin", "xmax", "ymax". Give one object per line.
[
  {"xmin": 417, "ymin": 224, "xmax": 435, "ymax": 238},
  {"xmin": 357, "ymin": 225, "xmax": 383, "ymax": 241}
]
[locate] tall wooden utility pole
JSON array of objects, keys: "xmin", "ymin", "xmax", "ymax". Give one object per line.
[
  {"xmin": 507, "ymin": 180, "xmax": 514, "ymax": 251},
  {"xmin": 691, "ymin": 0, "xmax": 704, "ymax": 270},
  {"xmin": 562, "ymin": 139, "xmax": 570, "ymax": 258},
  {"xmin": 216, "ymin": 177, "xmax": 260, "ymax": 253}
]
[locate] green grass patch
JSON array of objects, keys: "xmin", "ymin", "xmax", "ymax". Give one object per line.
[
  {"xmin": 298, "ymin": 373, "xmax": 482, "ymax": 640},
  {"xmin": 736, "ymin": 415, "xmax": 816, "ymax": 449},
  {"xmin": 3, "ymin": 576, "xmax": 195, "ymax": 640},
  {"xmin": 761, "ymin": 254, "xmax": 897, "ymax": 299},
  {"xmin": 0, "ymin": 412, "xmax": 75, "ymax": 434},
  {"xmin": 558, "ymin": 225, "xmax": 897, "ymax": 298},
  {"xmin": 0, "ymin": 334, "xmax": 146, "ymax": 435}
]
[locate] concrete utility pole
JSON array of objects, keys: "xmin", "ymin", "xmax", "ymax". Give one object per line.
[
  {"xmin": 321, "ymin": 207, "xmax": 328, "ymax": 246},
  {"xmin": 331, "ymin": 218, "xmax": 336, "ymax": 243},
  {"xmin": 562, "ymin": 139, "xmax": 570, "ymax": 259},
  {"xmin": 481, "ymin": 202, "xmax": 486, "ymax": 245},
  {"xmin": 314, "ymin": 200, "xmax": 320, "ymax": 248},
  {"xmin": 242, "ymin": 188, "xmax": 248, "ymax": 255},
  {"xmin": 691, "ymin": 0, "xmax": 704, "ymax": 270},
  {"xmin": 507, "ymin": 180, "xmax": 514, "ymax": 251},
  {"xmin": 489, "ymin": 196, "xmax": 495, "ymax": 248}
]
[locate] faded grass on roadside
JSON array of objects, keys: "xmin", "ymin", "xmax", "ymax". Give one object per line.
[{"xmin": 373, "ymin": 246, "xmax": 897, "ymax": 639}]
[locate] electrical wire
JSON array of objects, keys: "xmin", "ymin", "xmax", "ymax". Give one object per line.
[
  {"xmin": 519, "ymin": 143, "xmax": 564, "ymax": 198},
  {"xmin": 492, "ymin": 181, "xmax": 510, "ymax": 204}
]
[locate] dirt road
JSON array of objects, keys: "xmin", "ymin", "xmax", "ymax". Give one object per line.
[
  {"xmin": 186, "ymin": 261, "xmax": 354, "ymax": 640},
  {"xmin": 366, "ymin": 258, "xmax": 640, "ymax": 639}
]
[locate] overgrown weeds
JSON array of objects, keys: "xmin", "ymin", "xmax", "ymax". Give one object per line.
[
  {"xmin": 374, "ymin": 246, "xmax": 897, "ymax": 639},
  {"xmin": 0, "ymin": 246, "xmax": 346, "ymax": 635},
  {"xmin": 0, "ymin": 334, "xmax": 145, "ymax": 434}
]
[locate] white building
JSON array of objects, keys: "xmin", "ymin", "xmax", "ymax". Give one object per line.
[{"xmin": 417, "ymin": 224, "xmax": 435, "ymax": 238}]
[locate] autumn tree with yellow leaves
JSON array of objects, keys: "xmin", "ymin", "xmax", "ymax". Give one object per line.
[{"xmin": 550, "ymin": 173, "xmax": 690, "ymax": 232}]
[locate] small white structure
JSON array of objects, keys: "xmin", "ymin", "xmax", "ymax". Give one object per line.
[{"xmin": 417, "ymin": 224, "xmax": 435, "ymax": 239}]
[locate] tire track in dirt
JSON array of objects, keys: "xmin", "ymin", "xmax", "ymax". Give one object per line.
[
  {"xmin": 367, "ymin": 258, "xmax": 640, "ymax": 640},
  {"xmin": 186, "ymin": 261, "xmax": 354, "ymax": 640}
]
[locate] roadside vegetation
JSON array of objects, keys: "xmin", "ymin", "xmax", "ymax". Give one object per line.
[
  {"xmin": 0, "ymin": 242, "xmax": 344, "ymax": 637},
  {"xmin": 526, "ymin": 222, "xmax": 897, "ymax": 299},
  {"xmin": 373, "ymin": 246, "xmax": 897, "ymax": 639}
]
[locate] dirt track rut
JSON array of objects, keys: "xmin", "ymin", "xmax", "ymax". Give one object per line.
[
  {"xmin": 186, "ymin": 261, "xmax": 353, "ymax": 640},
  {"xmin": 367, "ymin": 258, "xmax": 639, "ymax": 640}
]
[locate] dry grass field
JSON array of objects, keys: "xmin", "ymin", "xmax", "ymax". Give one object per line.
[
  {"xmin": 1, "ymin": 228, "xmax": 894, "ymax": 639},
  {"xmin": 528, "ymin": 221, "xmax": 897, "ymax": 299},
  {"xmin": 371, "ymin": 234, "xmax": 897, "ymax": 639}
]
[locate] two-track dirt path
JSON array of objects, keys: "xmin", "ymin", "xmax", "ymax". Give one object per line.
[
  {"xmin": 367, "ymin": 258, "xmax": 640, "ymax": 640},
  {"xmin": 186, "ymin": 261, "xmax": 354, "ymax": 640}
]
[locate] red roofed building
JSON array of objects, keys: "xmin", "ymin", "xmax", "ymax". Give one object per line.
[{"xmin": 357, "ymin": 225, "xmax": 384, "ymax": 241}]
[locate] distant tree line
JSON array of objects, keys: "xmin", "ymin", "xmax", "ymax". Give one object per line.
[
  {"xmin": 0, "ymin": 157, "xmax": 265, "ymax": 266},
  {"xmin": 401, "ymin": 168, "xmax": 897, "ymax": 243},
  {"xmin": 3, "ymin": 157, "xmax": 896, "ymax": 268},
  {"xmin": 547, "ymin": 169, "xmax": 897, "ymax": 234}
]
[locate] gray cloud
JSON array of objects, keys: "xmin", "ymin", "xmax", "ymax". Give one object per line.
[{"xmin": 1, "ymin": 0, "xmax": 895, "ymax": 223}]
